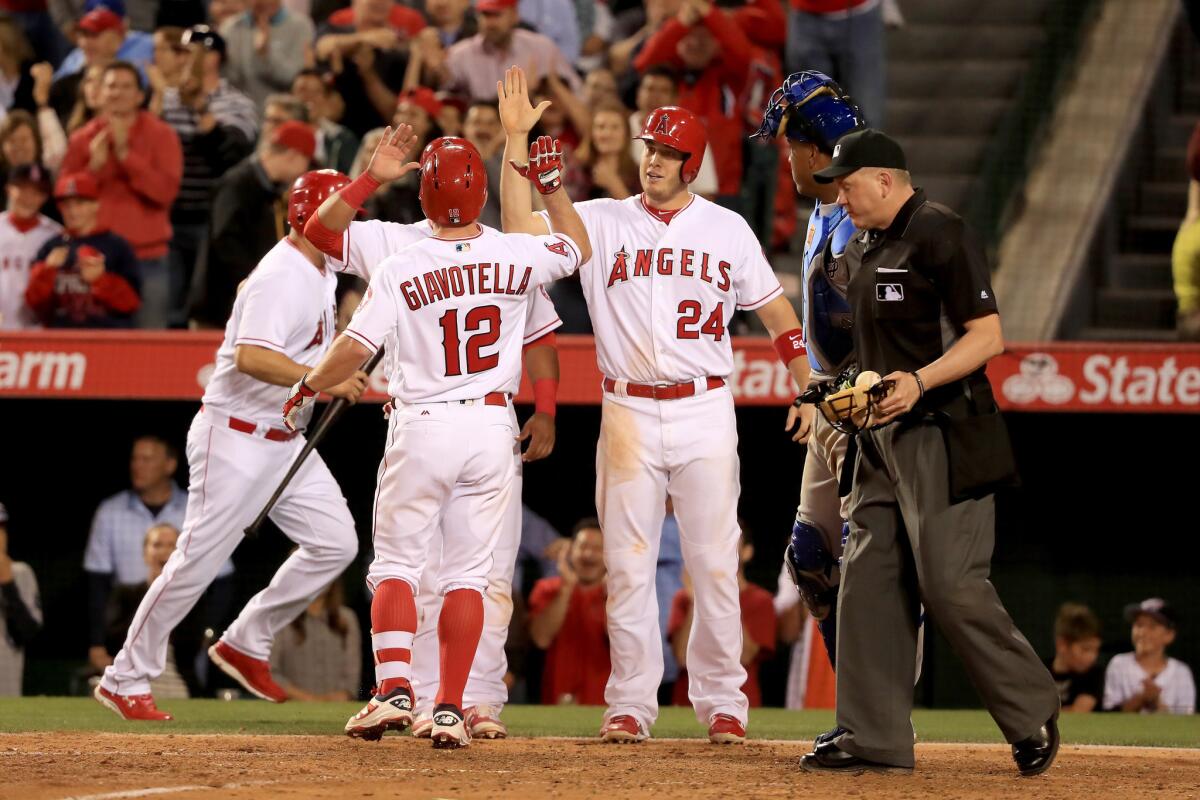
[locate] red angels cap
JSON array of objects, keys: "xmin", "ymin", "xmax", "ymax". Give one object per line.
[
  {"xmin": 77, "ymin": 7, "xmax": 125, "ymax": 35},
  {"xmin": 398, "ymin": 86, "xmax": 444, "ymax": 120},
  {"xmin": 54, "ymin": 171, "xmax": 101, "ymax": 200},
  {"xmin": 475, "ymin": 0, "xmax": 518, "ymax": 12},
  {"xmin": 270, "ymin": 120, "xmax": 317, "ymax": 161}
]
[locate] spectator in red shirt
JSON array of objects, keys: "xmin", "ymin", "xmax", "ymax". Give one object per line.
[
  {"xmin": 25, "ymin": 170, "xmax": 141, "ymax": 328},
  {"xmin": 669, "ymin": 527, "xmax": 776, "ymax": 708},
  {"xmin": 60, "ymin": 60, "xmax": 181, "ymax": 329},
  {"xmin": 528, "ymin": 518, "xmax": 610, "ymax": 706},
  {"xmin": 633, "ymin": 0, "xmax": 752, "ymax": 207}
]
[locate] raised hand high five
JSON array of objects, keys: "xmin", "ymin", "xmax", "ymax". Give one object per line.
[
  {"xmin": 497, "ymin": 65, "xmax": 551, "ymax": 136},
  {"xmin": 366, "ymin": 124, "xmax": 422, "ymax": 184}
]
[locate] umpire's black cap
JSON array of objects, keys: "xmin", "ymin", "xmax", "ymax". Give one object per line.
[
  {"xmin": 813, "ymin": 128, "xmax": 907, "ymax": 183},
  {"xmin": 180, "ymin": 24, "xmax": 226, "ymax": 58}
]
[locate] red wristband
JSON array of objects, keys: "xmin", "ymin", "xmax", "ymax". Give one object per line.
[
  {"xmin": 773, "ymin": 328, "xmax": 806, "ymax": 364},
  {"xmin": 339, "ymin": 172, "xmax": 381, "ymax": 211},
  {"xmin": 532, "ymin": 378, "xmax": 558, "ymax": 417}
]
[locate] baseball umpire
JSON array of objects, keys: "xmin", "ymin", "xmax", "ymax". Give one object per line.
[{"xmin": 798, "ymin": 129, "xmax": 1061, "ymax": 775}]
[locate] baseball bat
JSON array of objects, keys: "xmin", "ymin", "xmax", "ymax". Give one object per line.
[{"xmin": 243, "ymin": 348, "xmax": 385, "ymax": 537}]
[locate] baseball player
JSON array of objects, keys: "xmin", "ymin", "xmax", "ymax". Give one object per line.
[
  {"xmin": 94, "ymin": 168, "xmax": 366, "ymax": 721},
  {"xmin": 301, "ymin": 129, "xmax": 563, "ymax": 740},
  {"xmin": 498, "ymin": 66, "xmax": 812, "ymax": 743},
  {"xmin": 285, "ymin": 139, "xmax": 589, "ymax": 748},
  {"xmin": 0, "ymin": 165, "xmax": 63, "ymax": 329}
]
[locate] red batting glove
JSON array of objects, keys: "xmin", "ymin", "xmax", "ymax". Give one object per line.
[
  {"xmin": 282, "ymin": 374, "xmax": 317, "ymax": 431},
  {"xmin": 509, "ymin": 135, "xmax": 564, "ymax": 195}
]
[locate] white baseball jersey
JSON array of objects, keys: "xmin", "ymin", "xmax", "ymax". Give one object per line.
[
  {"xmin": 344, "ymin": 226, "xmax": 580, "ymax": 404},
  {"xmin": 327, "ymin": 218, "xmax": 563, "ymax": 344},
  {"xmin": 0, "ymin": 212, "xmax": 63, "ymax": 329},
  {"xmin": 539, "ymin": 194, "xmax": 782, "ymax": 384},
  {"xmin": 203, "ymin": 239, "xmax": 337, "ymax": 429},
  {"xmin": 1103, "ymin": 653, "xmax": 1196, "ymax": 714}
]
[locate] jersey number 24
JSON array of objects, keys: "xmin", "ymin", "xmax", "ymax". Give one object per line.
[
  {"xmin": 440, "ymin": 305, "xmax": 500, "ymax": 376},
  {"xmin": 676, "ymin": 300, "xmax": 725, "ymax": 341}
]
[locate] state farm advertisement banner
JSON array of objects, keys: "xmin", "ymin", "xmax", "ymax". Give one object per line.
[{"xmin": 1, "ymin": 331, "xmax": 1198, "ymax": 412}]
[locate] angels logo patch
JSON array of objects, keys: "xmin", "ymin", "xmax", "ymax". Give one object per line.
[
  {"xmin": 654, "ymin": 114, "xmax": 670, "ymax": 134},
  {"xmin": 544, "ymin": 239, "xmax": 569, "ymax": 257}
]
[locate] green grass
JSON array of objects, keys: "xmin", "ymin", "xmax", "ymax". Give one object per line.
[{"xmin": 0, "ymin": 699, "xmax": 1196, "ymax": 747}]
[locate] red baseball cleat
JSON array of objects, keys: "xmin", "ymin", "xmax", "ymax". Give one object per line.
[
  {"xmin": 208, "ymin": 641, "xmax": 287, "ymax": 702},
  {"xmin": 708, "ymin": 713, "xmax": 746, "ymax": 744},
  {"xmin": 600, "ymin": 714, "xmax": 648, "ymax": 743},
  {"xmin": 465, "ymin": 704, "xmax": 507, "ymax": 739},
  {"xmin": 93, "ymin": 685, "xmax": 173, "ymax": 721}
]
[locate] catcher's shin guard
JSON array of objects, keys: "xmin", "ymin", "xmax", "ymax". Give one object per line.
[{"xmin": 784, "ymin": 520, "xmax": 839, "ymax": 621}]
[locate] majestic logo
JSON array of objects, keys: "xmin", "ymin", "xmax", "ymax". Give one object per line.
[
  {"xmin": 654, "ymin": 114, "xmax": 670, "ymax": 135},
  {"xmin": 876, "ymin": 284, "xmax": 903, "ymax": 301},
  {"xmin": 1001, "ymin": 353, "xmax": 1074, "ymax": 405},
  {"xmin": 544, "ymin": 240, "xmax": 569, "ymax": 257}
]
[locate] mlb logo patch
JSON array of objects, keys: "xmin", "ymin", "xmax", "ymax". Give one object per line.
[
  {"xmin": 833, "ymin": 144, "xmax": 841, "ymax": 158},
  {"xmin": 456, "ymin": 242, "xmax": 471, "ymax": 253},
  {"xmin": 876, "ymin": 284, "xmax": 904, "ymax": 301}
]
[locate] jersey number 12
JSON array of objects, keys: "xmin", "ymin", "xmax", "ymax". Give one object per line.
[{"xmin": 440, "ymin": 305, "xmax": 501, "ymax": 376}]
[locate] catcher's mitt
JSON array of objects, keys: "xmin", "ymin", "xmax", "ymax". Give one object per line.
[{"xmin": 795, "ymin": 368, "xmax": 894, "ymax": 434}]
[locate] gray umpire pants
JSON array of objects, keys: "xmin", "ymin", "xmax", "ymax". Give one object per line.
[{"xmin": 834, "ymin": 421, "xmax": 1059, "ymax": 768}]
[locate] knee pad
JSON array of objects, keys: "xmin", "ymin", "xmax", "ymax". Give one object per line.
[{"xmin": 785, "ymin": 520, "xmax": 838, "ymax": 620}]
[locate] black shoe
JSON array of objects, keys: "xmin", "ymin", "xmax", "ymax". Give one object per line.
[
  {"xmin": 799, "ymin": 739, "xmax": 912, "ymax": 775},
  {"xmin": 1012, "ymin": 714, "xmax": 1059, "ymax": 777},
  {"xmin": 813, "ymin": 726, "xmax": 846, "ymax": 749}
]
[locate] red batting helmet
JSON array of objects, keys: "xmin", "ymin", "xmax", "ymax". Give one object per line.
[
  {"xmin": 288, "ymin": 169, "xmax": 350, "ymax": 232},
  {"xmin": 636, "ymin": 106, "xmax": 707, "ymax": 184},
  {"xmin": 419, "ymin": 138, "xmax": 487, "ymax": 227},
  {"xmin": 420, "ymin": 136, "xmax": 471, "ymax": 165}
]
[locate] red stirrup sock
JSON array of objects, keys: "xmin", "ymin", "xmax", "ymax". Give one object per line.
[
  {"xmin": 371, "ymin": 578, "xmax": 418, "ymax": 695},
  {"xmin": 435, "ymin": 588, "xmax": 484, "ymax": 709}
]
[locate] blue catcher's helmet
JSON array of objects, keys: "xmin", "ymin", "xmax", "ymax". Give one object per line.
[{"xmin": 751, "ymin": 70, "xmax": 865, "ymax": 153}]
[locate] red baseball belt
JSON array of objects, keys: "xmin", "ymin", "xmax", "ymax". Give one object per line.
[
  {"xmin": 202, "ymin": 405, "xmax": 299, "ymax": 442},
  {"xmin": 601, "ymin": 376, "xmax": 725, "ymax": 401}
]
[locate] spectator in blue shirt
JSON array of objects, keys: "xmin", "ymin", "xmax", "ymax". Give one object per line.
[
  {"xmin": 54, "ymin": 1, "xmax": 154, "ymax": 82},
  {"xmin": 83, "ymin": 435, "xmax": 233, "ymax": 675},
  {"xmin": 657, "ymin": 498, "xmax": 684, "ymax": 690}
]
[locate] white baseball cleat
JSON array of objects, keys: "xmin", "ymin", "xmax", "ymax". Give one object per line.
[
  {"xmin": 412, "ymin": 709, "xmax": 434, "ymax": 739},
  {"xmin": 465, "ymin": 704, "xmax": 507, "ymax": 739},
  {"xmin": 345, "ymin": 687, "xmax": 414, "ymax": 741},
  {"xmin": 431, "ymin": 705, "xmax": 471, "ymax": 749}
]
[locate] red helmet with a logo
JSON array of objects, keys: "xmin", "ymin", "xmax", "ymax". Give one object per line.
[
  {"xmin": 419, "ymin": 138, "xmax": 488, "ymax": 227},
  {"xmin": 635, "ymin": 106, "xmax": 707, "ymax": 184},
  {"xmin": 288, "ymin": 169, "xmax": 350, "ymax": 232}
]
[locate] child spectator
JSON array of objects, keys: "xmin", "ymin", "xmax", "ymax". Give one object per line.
[
  {"xmin": 0, "ymin": 164, "xmax": 62, "ymax": 329},
  {"xmin": 24, "ymin": 171, "xmax": 141, "ymax": 327},
  {"xmin": 670, "ymin": 526, "xmax": 775, "ymax": 707},
  {"xmin": 0, "ymin": 110, "xmax": 45, "ymax": 186},
  {"xmin": 0, "ymin": 502, "xmax": 43, "ymax": 697},
  {"xmin": 1104, "ymin": 598, "xmax": 1195, "ymax": 714},
  {"xmin": 1046, "ymin": 602, "xmax": 1104, "ymax": 713},
  {"xmin": 270, "ymin": 577, "xmax": 362, "ymax": 701},
  {"xmin": 528, "ymin": 518, "xmax": 610, "ymax": 705}
]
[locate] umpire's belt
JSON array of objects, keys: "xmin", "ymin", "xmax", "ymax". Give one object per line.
[
  {"xmin": 201, "ymin": 405, "xmax": 300, "ymax": 442},
  {"xmin": 602, "ymin": 376, "xmax": 724, "ymax": 400}
]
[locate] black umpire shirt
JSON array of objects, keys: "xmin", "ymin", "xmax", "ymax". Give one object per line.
[{"xmin": 845, "ymin": 189, "xmax": 998, "ymax": 407}]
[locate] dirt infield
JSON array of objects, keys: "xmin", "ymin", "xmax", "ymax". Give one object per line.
[{"xmin": 3, "ymin": 733, "xmax": 1199, "ymax": 800}]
